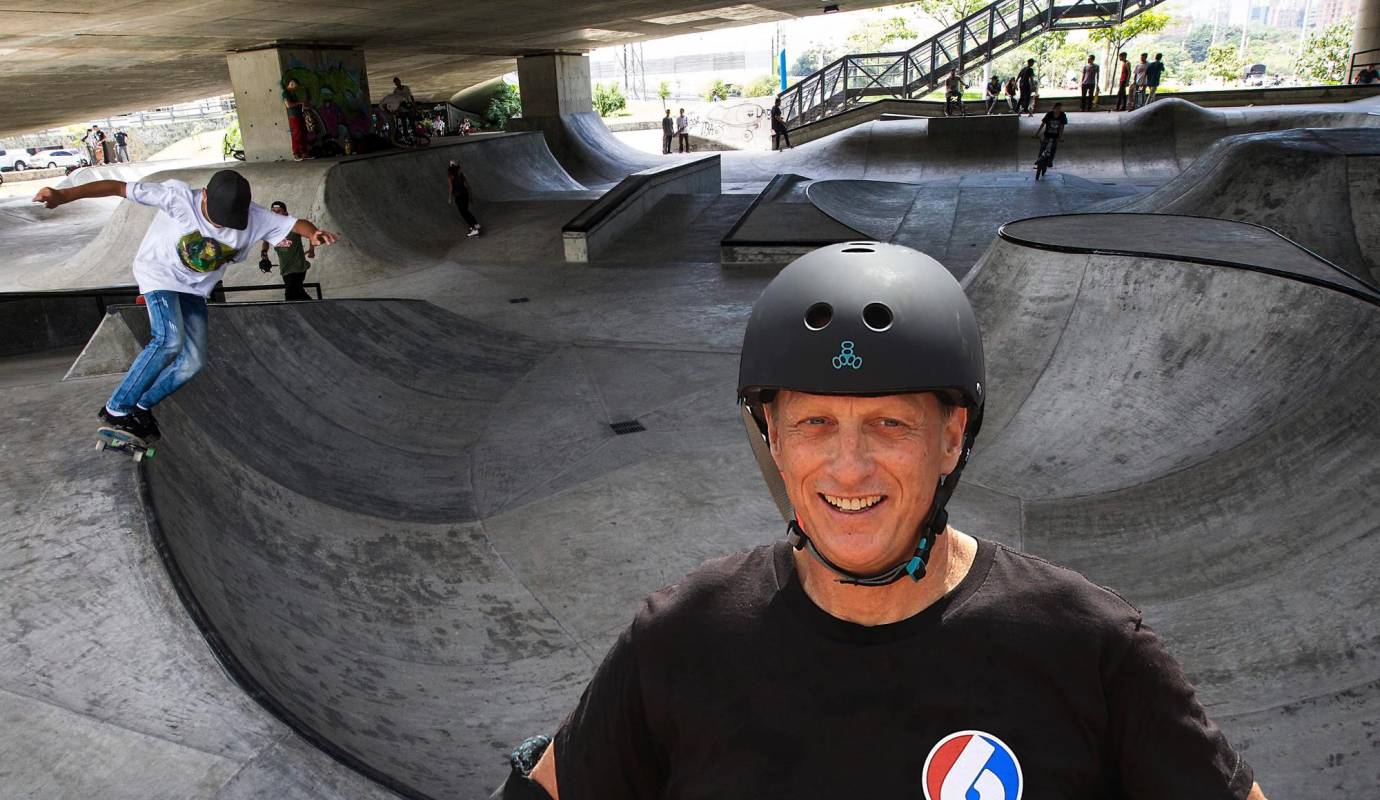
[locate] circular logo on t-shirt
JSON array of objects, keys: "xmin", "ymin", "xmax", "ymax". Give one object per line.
[{"xmin": 922, "ymin": 730, "xmax": 1022, "ymax": 800}]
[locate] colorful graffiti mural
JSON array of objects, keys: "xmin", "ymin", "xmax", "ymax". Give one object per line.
[{"xmin": 281, "ymin": 55, "xmax": 371, "ymax": 152}]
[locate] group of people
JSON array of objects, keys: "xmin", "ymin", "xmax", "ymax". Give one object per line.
[
  {"xmin": 1081, "ymin": 52, "xmax": 1166, "ymax": 112},
  {"xmin": 661, "ymin": 108, "xmax": 691, "ymax": 153},
  {"xmin": 80, "ymin": 126, "xmax": 132, "ymax": 165},
  {"xmin": 982, "ymin": 59, "xmax": 1041, "ymax": 116}
]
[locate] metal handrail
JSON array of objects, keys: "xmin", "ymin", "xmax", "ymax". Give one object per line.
[{"xmin": 779, "ymin": 0, "xmax": 1169, "ymax": 128}]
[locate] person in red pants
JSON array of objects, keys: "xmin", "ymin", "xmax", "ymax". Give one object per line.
[{"xmin": 283, "ymin": 78, "xmax": 310, "ymax": 160}]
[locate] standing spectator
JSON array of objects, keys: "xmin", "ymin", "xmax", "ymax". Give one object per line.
[
  {"xmin": 459, "ymin": 118, "xmax": 474, "ymax": 136},
  {"xmin": 1004, "ymin": 76, "xmax": 1019, "ymax": 113},
  {"xmin": 984, "ymin": 75, "xmax": 1002, "ymax": 114},
  {"xmin": 676, "ymin": 108, "xmax": 690, "ymax": 153},
  {"xmin": 770, "ymin": 99, "xmax": 792, "ymax": 150},
  {"xmin": 943, "ymin": 71, "xmax": 967, "ymax": 117},
  {"xmin": 1146, "ymin": 53, "xmax": 1166, "ymax": 103},
  {"xmin": 92, "ymin": 126, "xmax": 108, "ymax": 165},
  {"xmin": 260, "ymin": 201, "xmax": 315, "ymax": 301},
  {"xmin": 662, "ymin": 109, "xmax": 674, "ymax": 154},
  {"xmin": 1114, "ymin": 52, "xmax": 1131, "ymax": 111},
  {"xmin": 282, "ymin": 78, "xmax": 309, "ymax": 160},
  {"xmin": 1080, "ymin": 55, "xmax": 1100, "ymax": 111},
  {"xmin": 114, "ymin": 129, "xmax": 132, "ymax": 162},
  {"xmin": 81, "ymin": 128, "xmax": 97, "ymax": 166},
  {"xmin": 446, "ymin": 159, "xmax": 482, "ymax": 238},
  {"xmin": 1131, "ymin": 53, "xmax": 1149, "ymax": 110},
  {"xmin": 1017, "ymin": 58, "xmax": 1037, "ymax": 115}
]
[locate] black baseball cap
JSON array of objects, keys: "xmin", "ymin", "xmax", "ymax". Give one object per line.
[{"xmin": 206, "ymin": 169, "xmax": 251, "ymax": 229}]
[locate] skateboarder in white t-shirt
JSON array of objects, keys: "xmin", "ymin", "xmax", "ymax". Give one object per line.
[{"xmin": 32, "ymin": 170, "xmax": 339, "ymax": 443}]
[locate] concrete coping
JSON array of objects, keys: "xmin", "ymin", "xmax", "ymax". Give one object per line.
[{"xmin": 999, "ymin": 212, "xmax": 1380, "ymax": 305}]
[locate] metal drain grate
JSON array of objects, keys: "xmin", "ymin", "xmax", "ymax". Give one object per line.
[{"xmin": 610, "ymin": 420, "xmax": 646, "ymax": 435}]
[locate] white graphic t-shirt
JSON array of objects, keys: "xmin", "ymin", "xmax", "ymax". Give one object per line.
[{"xmin": 126, "ymin": 180, "xmax": 297, "ymax": 298}]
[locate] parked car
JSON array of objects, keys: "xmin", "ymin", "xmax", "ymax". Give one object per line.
[
  {"xmin": 0, "ymin": 148, "xmax": 30, "ymax": 171},
  {"xmin": 33, "ymin": 150, "xmax": 88, "ymax": 169}
]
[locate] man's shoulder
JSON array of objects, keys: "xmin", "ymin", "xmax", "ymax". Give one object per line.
[
  {"xmin": 976, "ymin": 540, "xmax": 1141, "ymax": 631},
  {"xmin": 634, "ymin": 544, "xmax": 779, "ymax": 635}
]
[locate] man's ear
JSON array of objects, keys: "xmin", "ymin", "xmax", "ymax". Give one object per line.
[
  {"xmin": 943, "ymin": 406, "xmax": 969, "ymax": 471},
  {"xmin": 765, "ymin": 403, "xmax": 781, "ymax": 459}
]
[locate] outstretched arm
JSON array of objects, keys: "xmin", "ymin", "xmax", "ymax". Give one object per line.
[
  {"xmin": 291, "ymin": 218, "xmax": 340, "ymax": 247},
  {"xmin": 32, "ymin": 179, "xmax": 126, "ymax": 209}
]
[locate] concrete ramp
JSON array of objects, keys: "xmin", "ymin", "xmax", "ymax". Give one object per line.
[
  {"xmin": 25, "ymin": 133, "xmax": 591, "ymax": 292},
  {"xmin": 957, "ymin": 215, "xmax": 1380, "ymax": 794},
  {"xmin": 722, "ymin": 97, "xmax": 1380, "ymax": 185},
  {"xmin": 1093, "ymin": 127, "xmax": 1380, "ymax": 285}
]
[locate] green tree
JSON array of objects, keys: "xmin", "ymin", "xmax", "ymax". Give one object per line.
[
  {"xmin": 593, "ymin": 82, "xmax": 627, "ymax": 116},
  {"xmin": 704, "ymin": 79, "xmax": 729, "ymax": 102},
  {"xmin": 1294, "ymin": 19, "xmax": 1355, "ymax": 84},
  {"xmin": 905, "ymin": 0, "xmax": 987, "ymax": 28},
  {"xmin": 222, "ymin": 118, "xmax": 242, "ymax": 158},
  {"xmin": 1089, "ymin": 11, "xmax": 1171, "ymax": 90},
  {"xmin": 483, "ymin": 82, "xmax": 522, "ymax": 130},
  {"xmin": 1206, "ymin": 42, "xmax": 1243, "ymax": 84},
  {"xmin": 657, "ymin": 80, "xmax": 671, "ymax": 109},
  {"xmin": 746, "ymin": 74, "xmax": 780, "ymax": 98},
  {"xmin": 846, "ymin": 15, "xmax": 917, "ymax": 53}
]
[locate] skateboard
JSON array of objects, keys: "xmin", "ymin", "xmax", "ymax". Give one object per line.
[{"xmin": 95, "ymin": 427, "xmax": 156, "ymax": 462}]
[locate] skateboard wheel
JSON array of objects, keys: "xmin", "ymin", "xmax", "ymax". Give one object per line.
[
  {"xmin": 95, "ymin": 441, "xmax": 105, "ymax": 451},
  {"xmin": 133, "ymin": 451, "xmax": 143, "ymax": 463}
]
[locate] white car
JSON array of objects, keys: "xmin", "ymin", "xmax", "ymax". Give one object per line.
[
  {"xmin": 0, "ymin": 148, "xmax": 29, "ymax": 171},
  {"xmin": 33, "ymin": 150, "xmax": 87, "ymax": 169}
]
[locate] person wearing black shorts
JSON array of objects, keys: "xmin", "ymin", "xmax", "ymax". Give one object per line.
[
  {"xmin": 446, "ymin": 159, "xmax": 481, "ymax": 237},
  {"xmin": 495, "ymin": 243, "xmax": 1270, "ymax": 800}
]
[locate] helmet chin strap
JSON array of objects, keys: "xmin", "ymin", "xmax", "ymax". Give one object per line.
[{"xmin": 787, "ymin": 439, "xmax": 971, "ymax": 587}]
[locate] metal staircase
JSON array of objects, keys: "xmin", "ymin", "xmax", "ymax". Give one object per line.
[{"xmin": 780, "ymin": 0, "xmax": 1169, "ymax": 128}]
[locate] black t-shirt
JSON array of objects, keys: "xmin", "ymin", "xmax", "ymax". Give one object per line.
[
  {"xmin": 554, "ymin": 538, "xmax": 1252, "ymax": 800},
  {"xmin": 1018, "ymin": 65, "xmax": 1036, "ymax": 89},
  {"xmin": 115, "ymin": 131, "xmax": 128, "ymax": 145},
  {"xmin": 1041, "ymin": 111, "xmax": 1069, "ymax": 137}
]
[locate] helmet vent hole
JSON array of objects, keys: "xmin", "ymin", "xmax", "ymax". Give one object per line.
[
  {"xmin": 863, "ymin": 302, "xmax": 893, "ymax": 331},
  {"xmin": 804, "ymin": 302, "xmax": 833, "ymax": 331},
  {"xmin": 841, "ymin": 247, "xmax": 874, "ymax": 253}
]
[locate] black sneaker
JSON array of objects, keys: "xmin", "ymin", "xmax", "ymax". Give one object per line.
[
  {"xmin": 130, "ymin": 407, "xmax": 161, "ymax": 440},
  {"xmin": 98, "ymin": 405, "xmax": 150, "ymax": 440}
]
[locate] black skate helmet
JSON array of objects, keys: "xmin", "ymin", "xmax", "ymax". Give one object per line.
[{"xmin": 738, "ymin": 242, "xmax": 985, "ymax": 586}]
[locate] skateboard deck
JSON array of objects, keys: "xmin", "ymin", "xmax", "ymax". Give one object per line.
[{"xmin": 95, "ymin": 427, "xmax": 156, "ymax": 462}]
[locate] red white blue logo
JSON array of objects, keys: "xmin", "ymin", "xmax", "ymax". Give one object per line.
[{"xmin": 922, "ymin": 730, "xmax": 1023, "ymax": 800}]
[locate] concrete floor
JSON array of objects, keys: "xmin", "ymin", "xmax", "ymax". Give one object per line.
[{"xmin": 3, "ymin": 100, "xmax": 1379, "ymax": 798}]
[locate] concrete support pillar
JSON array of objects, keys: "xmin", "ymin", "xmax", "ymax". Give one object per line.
[
  {"xmin": 227, "ymin": 43, "xmax": 372, "ymax": 162},
  {"xmin": 516, "ymin": 53, "xmax": 594, "ymax": 117},
  {"xmin": 1356, "ymin": 0, "xmax": 1380, "ymax": 80}
]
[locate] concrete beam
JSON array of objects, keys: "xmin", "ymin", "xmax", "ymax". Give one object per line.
[
  {"xmin": 516, "ymin": 53, "xmax": 594, "ymax": 119},
  {"xmin": 1357, "ymin": 0, "xmax": 1380, "ymax": 76}
]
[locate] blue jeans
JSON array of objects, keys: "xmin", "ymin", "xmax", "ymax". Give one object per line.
[{"xmin": 107, "ymin": 290, "xmax": 208, "ymax": 412}]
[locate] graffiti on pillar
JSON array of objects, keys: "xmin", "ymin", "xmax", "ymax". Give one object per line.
[{"xmin": 281, "ymin": 57, "xmax": 371, "ymax": 154}]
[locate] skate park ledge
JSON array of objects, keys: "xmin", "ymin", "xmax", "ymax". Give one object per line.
[
  {"xmin": 562, "ymin": 154, "xmax": 720, "ymax": 262},
  {"xmin": 998, "ymin": 213, "xmax": 1380, "ymax": 304}
]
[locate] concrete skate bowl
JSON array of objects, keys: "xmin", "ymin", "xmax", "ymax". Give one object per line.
[
  {"xmin": 1090, "ymin": 127, "xmax": 1380, "ymax": 286},
  {"xmin": 953, "ymin": 214, "xmax": 1380, "ymax": 795},
  {"xmin": 27, "ymin": 132, "xmax": 593, "ymax": 292},
  {"xmin": 726, "ymin": 96, "xmax": 1380, "ymax": 184},
  {"xmin": 119, "ymin": 297, "xmax": 768, "ymax": 799}
]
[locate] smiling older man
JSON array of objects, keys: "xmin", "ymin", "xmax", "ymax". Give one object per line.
[{"xmin": 502, "ymin": 243, "xmax": 1267, "ymax": 800}]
